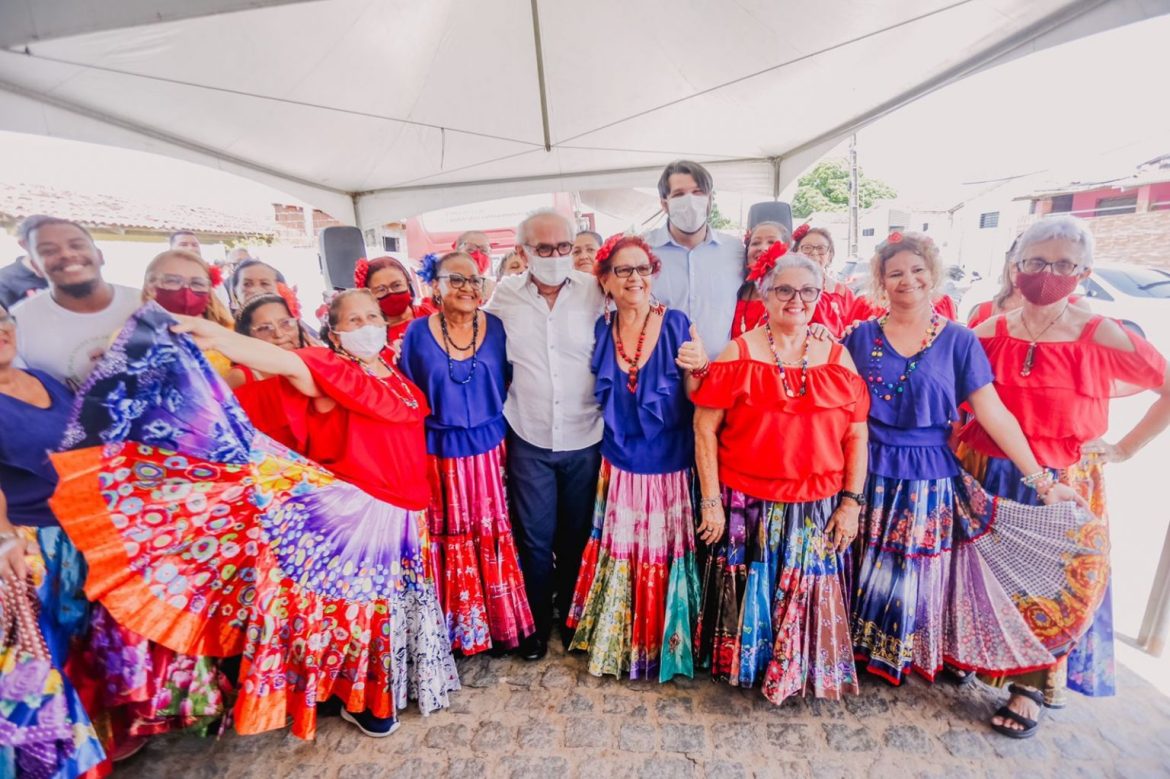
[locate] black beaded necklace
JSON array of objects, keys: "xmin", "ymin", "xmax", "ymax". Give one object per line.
[{"xmin": 439, "ymin": 310, "xmax": 480, "ymax": 385}]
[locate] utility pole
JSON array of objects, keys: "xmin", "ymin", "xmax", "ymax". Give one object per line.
[{"xmin": 848, "ymin": 134, "xmax": 860, "ymax": 258}]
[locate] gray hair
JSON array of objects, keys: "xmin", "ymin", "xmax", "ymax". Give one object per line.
[
  {"xmin": 757, "ymin": 252, "xmax": 824, "ymax": 293},
  {"xmin": 1012, "ymin": 215, "xmax": 1095, "ymax": 268},
  {"xmin": 516, "ymin": 208, "xmax": 576, "ymax": 247}
]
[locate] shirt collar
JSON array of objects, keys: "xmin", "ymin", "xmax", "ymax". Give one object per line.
[{"xmin": 647, "ymin": 223, "xmax": 723, "ymax": 249}]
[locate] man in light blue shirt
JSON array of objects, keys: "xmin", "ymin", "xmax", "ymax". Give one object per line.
[{"xmin": 644, "ymin": 160, "xmax": 745, "ymax": 359}]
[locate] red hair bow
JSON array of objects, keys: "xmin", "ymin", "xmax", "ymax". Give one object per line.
[
  {"xmin": 276, "ymin": 282, "xmax": 302, "ymax": 319},
  {"xmin": 353, "ymin": 257, "xmax": 370, "ymax": 288},
  {"xmin": 887, "ymin": 231, "xmax": 903, "ymax": 244},
  {"xmin": 208, "ymin": 265, "xmax": 223, "ymax": 288},
  {"xmin": 792, "ymin": 223, "xmax": 810, "ymax": 243},
  {"xmin": 746, "ymin": 240, "xmax": 789, "ymax": 283}
]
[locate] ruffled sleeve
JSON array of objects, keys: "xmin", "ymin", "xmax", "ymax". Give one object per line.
[
  {"xmin": 953, "ymin": 325, "xmax": 995, "ymax": 403},
  {"xmin": 693, "ymin": 357, "xmax": 867, "ymax": 419},
  {"xmin": 294, "ymin": 347, "xmax": 429, "ymax": 423}
]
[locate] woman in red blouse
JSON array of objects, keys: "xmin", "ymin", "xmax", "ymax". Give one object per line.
[
  {"xmin": 693, "ymin": 243, "xmax": 869, "ymax": 704},
  {"xmin": 967, "ymin": 237, "xmax": 1087, "ymax": 328},
  {"xmin": 175, "ymin": 288, "xmax": 458, "ymax": 738},
  {"xmin": 356, "ymin": 256, "xmax": 437, "ymax": 350},
  {"xmin": 959, "ymin": 216, "xmax": 1170, "ymax": 737},
  {"xmin": 730, "ymin": 222, "xmax": 789, "ymax": 338},
  {"xmin": 791, "ymin": 224, "xmax": 875, "ymax": 337}
]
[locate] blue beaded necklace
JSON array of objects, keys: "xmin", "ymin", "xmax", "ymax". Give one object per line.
[{"xmin": 867, "ymin": 312, "xmax": 942, "ymax": 401}]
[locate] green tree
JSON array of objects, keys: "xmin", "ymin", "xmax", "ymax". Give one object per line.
[
  {"xmin": 709, "ymin": 199, "xmax": 733, "ymax": 230},
  {"xmin": 791, "ymin": 158, "xmax": 896, "ymax": 219}
]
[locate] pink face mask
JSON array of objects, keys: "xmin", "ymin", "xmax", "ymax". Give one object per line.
[{"xmin": 1016, "ymin": 271, "xmax": 1079, "ymax": 306}]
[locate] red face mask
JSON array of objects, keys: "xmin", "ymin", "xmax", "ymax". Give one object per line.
[
  {"xmin": 378, "ymin": 290, "xmax": 413, "ymax": 318},
  {"xmin": 1016, "ymin": 271, "xmax": 1079, "ymax": 306},
  {"xmin": 155, "ymin": 288, "xmax": 210, "ymax": 317}
]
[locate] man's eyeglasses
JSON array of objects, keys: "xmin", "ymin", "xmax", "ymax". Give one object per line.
[
  {"xmin": 438, "ymin": 273, "xmax": 487, "ymax": 290},
  {"xmin": 524, "ymin": 242, "xmax": 573, "ymax": 258},
  {"xmin": 371, "ymin": 283, "xmax": 411, "ymax": 297},
  {"xmin": 1016, "ymin": 258, "xmax": 1080, "ymax": 276},
  {"xmin": 766, "ymin": 284, "xmax": 822, "ymax": 303},
  {"xmin": 150, "ymin": 273, "xmax": 212, "ymax": 293},
  {"xmin": 250, "ymin": 317, "xmax": 300, "ymax": 338},
  {"xmin": 611, "ymin": 264, "xmax": 654, "ymax": 279}
]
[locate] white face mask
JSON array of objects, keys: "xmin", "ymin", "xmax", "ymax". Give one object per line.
[
  {"xmin": 336, "ymin": 323, "xmax": 386, "ymax": 359},
  {"xmin": 667, "ymin": 193, "xmax": 710, "ymax": 234},
  {"xmin": 529, "ymin": 254, "xmax": 574, "ymax": 286}
]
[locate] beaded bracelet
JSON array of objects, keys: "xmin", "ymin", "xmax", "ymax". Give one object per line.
[
  {"xmin": 698, "ymin": 497, "xmax": 720, "ymax": 510},
  {"xmin": 691, "ymin": 361, "xmax": 712, "ymax": 380},
  {"xmin": 1020, "ymin": 470, "xmax": 1053, "ymax": 489}
]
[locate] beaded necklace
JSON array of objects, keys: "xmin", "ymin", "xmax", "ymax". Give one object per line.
[
  {"xmin": 764, "ymin": 324, "xmax": 811, "ymax": 398},
  {"xmin": 342, "ymin": 351, "xmax": 420, "ymax": 409},
  {"xmin": 867, "ymin": 312, "xmax": 942, "ymax": 401},
  {"xmin": 439, "ymin": 310, "xmax": 480, "ymax": 385},
  {"xmin": 613, "ymin": 304, "xmax": 661, "ymax": 393}
]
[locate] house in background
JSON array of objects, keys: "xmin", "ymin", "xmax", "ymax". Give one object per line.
[{"xmin": 1016, "ymin": 154, "xmax": 1170, "ymax": 268}]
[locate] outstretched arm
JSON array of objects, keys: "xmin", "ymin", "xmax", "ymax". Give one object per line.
[{"xmin": 172, "ymin": 315, "xmax": 320, "ymax": 397}]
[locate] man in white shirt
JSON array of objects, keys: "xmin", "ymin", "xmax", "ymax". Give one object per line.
[
  {"xmin": 12, "ymin": 218, "xmax": 141, "ymax": 389},
  {"xmin": 645, "ymin": 160, "xmax": 745, "ymax": 359},
  {"xmin": 486, "ymin": 209, "xmax": 605, "ymax": 660}
]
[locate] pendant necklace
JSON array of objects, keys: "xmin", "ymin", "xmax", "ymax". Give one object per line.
[{"xmin": 1018, "ymin": 303, "xmax": 1069, "ymax": 378}]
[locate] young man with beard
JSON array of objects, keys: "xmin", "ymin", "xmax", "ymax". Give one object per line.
[{"xmin": 12, "ymin": 218, "xmax": 140, "ymax": 388}]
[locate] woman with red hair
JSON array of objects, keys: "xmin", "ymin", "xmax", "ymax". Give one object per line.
[{"xmin": 566, "ymin": 234, "xmax": 709, "ymax": 681}]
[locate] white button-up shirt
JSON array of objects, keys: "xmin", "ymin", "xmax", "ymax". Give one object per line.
[
  {"xmin": 645, "ymin": 224, "xmax": 744, "ymax": 360},
  {"xmin": 485, "ymin": 269, "xmax": 605, "ymax": 452}
]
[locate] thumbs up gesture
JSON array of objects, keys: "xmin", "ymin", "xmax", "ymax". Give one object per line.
[{"xmin": 676, "ymin": 323, "xmax": 709, "ymax": 372}]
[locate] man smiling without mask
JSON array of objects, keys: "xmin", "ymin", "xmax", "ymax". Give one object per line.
[
  {"xmin": 11, "ymin": 218, "xmax": 140, "ymax": 389},
  {"xmin": 645, "ymin": 160, "xmax": 746, "ymax": 360}
]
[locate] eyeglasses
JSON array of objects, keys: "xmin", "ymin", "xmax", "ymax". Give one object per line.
[
  {"xmin": 437, "ymin": 273, "xmax": 487, "ymax": 290},
  {"xmin": 459, "ymin": 242, "xmax": 491, "ymax": 255},
  {"xmin": 800, "ymin": 245, "xmax": 830, "ymax": 257},
  {"xmin": 767, "ymin": 284, "xmax": 822, "ymax": 302},
  {"xmin": 1017, "ymin": 258, "xmax": 1080, "ymax": 276},
  {"xmin": 250, "ymin": 317, "xmax": 300, "ymax": 338},
  {"xmin": 524, "ymin": 242, "xmax": 573, "ymax": 258},
  {"xmin": 150, "ymin": 273, "xmax": 212, "ymax": 293},
  {"xmin": 0, "ymin": 311, "xmax": 14, "ymax": 330},
  {"xmin": 371, "ymin": 282, "xmax": 411, "ymax": 297},
  {"xmin": 611, "ymin": 264, "xmax": 654, "ymax": 279}
]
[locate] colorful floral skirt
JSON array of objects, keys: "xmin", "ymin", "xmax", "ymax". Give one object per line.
[
  {"xmin": 427, "ymin": 443, "xmax": 534, "ymax": 655},
  {"xmin": 695, "ymin": 488, "xmax": 858, "ymax": 703},
  {"xmin": 961, "ymin": 448, "xmax": 1114, "ymax": 697},
  {"xmin": 0, "ymin": 526, "xmax": 104, "ymax": 779},
  {"xmin": 566, "ymin": 460, "xmax": 699, "ymax": 682},
  {"xmin": 49, "ymin": 302, "xmax": 459, "ymax": 740}
]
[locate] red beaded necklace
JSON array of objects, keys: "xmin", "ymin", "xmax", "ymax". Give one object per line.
[{"xmin": 613, "ymin": 304, "xmax": 662, "ymax": 393}]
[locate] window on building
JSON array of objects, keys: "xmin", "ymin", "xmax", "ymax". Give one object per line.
[
  {"xmin": 382, "ymin": 235, "xmax": 401, "ymax": 252},
  {"xmin": 1050, "ymin": 194, "xmax": 1073, "ymax": 213},
  {"xmin": 921, "ymin": 223, "xmax": 929, "ymax": 231},
  {"xmin": 1095, "ymin": 195, "xmax": 1137, "ymax": 217},
  {"xmin": 861, "ymin": 228, "xmax": 875, "ymax": 237},
  {"xmin": 979, "ymin": 212, "xmax": 999, "ymax": 229}
]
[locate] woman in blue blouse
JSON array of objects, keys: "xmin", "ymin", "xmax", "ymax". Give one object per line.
[
  {"xmin": 399, "ymin": 251, "xmax": 534, "ymax": 655},
  {"xmin": 0, "ymin": 303, "xmax": 105, "ymax": 778},
  {"xmin": 565, "ymin": 234, "xmax": 709, "ymax": 681},
  {"xmin": 843, "ymin": 232, "xmax": 1081, "ymax": 688}
]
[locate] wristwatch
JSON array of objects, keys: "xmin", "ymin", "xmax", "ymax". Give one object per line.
[{"xmin": 839, "ymin": 490, "xmax": 866, "ymax": 508}]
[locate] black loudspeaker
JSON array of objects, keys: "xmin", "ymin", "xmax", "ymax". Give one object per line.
[
  {"xmin": 747, "ymin": 202, "xmax": 793, "ymax": 233},
  {"xmin": 319, "ymin": 226, "xmax": 366, "ymax": 289}
]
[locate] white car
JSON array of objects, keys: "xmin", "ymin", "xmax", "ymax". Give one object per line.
[{"xmin": 959, "ymin": 262, "xmax": 1170, "ymax": 353}]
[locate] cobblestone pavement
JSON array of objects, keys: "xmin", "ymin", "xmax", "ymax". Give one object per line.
[{"xmin": 121, "ymin": 642, "xmax": 1170, "ymax": 779}]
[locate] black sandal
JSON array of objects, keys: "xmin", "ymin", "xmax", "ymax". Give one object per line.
[
  {"xmin": 942, "ymin": 665, "xmax": 976, "ymax": 687},
  {"xmin": 990, "ymin": 684, "xmax": 1044, "ymax": 740}
]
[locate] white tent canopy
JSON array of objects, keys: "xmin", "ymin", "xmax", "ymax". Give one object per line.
[{"xmin": 1, "ymin": 0, "xmax": 1167, "ymax": 227}]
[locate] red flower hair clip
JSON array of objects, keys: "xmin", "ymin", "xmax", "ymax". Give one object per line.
[
  {"xmin": 276, "ymin": 282, "xmax": 302, "ymax": 319},
  {"xmin": 746, "ymin": 240, "xmax": 789, "ymax": 283},
  {"xmin": 887, "ymin": 231, "xmax": 904, "ymax": 245},
  {"xmin": 208, "ymin": 265, "xmax": 223, "ymax": 288},
  {"xmin": 791, "ymin": 223, "xmax": 811, "ymax": 243},
  {"xmin": 594, "ymin": 233, "xmax": 627, "ymax": 267},
  {"xmin": 353, "ymin": 257, "xmax": 370, "ymax": 288}
]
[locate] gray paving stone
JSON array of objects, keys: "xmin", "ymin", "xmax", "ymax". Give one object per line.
[
  {"xmin": 704, "ymin": 760, "xmax": 748, "ymax": 779},
  {"xmin": 844, "ymin": 692, "xmax": 891, "ymax": 718},
  {"xmin": 660, "ymin": 722, "xmax": 708, "ymax": 753},
  {"xmin": 656, "ymin": 695, "xmax": 695, "ymax": 716},
  {"xmin": 471, "ymin": 720, "xmax": 514, "ymax": 752},
  {"xmin": 556, "ymin": 692, "xmax": 595, "ymax": 713},
  {"xmin": 766, "ymin": 723, "xmax": 814, "ymax": 750},
  {"xmin": 447, "ymin": 758, "xmax": 488, "ymax": 779},
  {"xmin": 709, "ymin": 721, "xmax": 760, "ymax": 754},
  {"xmin": 939, "ymin": 728, "xmax": 991, "ymax": 758},
  {"xmin": 564, "ymin": 715, "xmax": 612, "ymax": 749},
  {"xmin": 541, "ymin": 665, "xmax": 576, "ymax": 690},
  {"xmin": 1050, "ymin": 731, "xmax": 1111, "ymax": 761},
  {"xmin": 882, "ymin": 724, "xmax": 933, "ymax": 754},
  {"xmin": 822, "ymin": 724, "xmax": 878, "ymax": 752},
  {"xmin": 423, "ymin": 722, "xmax": 470, "ymax": 749},
  {"xmin": 620, "ymin": 722, "xmax": 657, "ymax": 752},
  {"xmin": 499, "ymin": 756, "xmax": 569, "ymax": 779},
  {"xmin": 516, "ymin": 718, "xmax": 559, "ymax": 750},
  {"xmin": 638, "ymin": 756, "xmax": 697, "ymax": 779}
]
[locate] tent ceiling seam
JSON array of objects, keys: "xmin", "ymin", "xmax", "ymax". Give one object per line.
[{"xmin": 1, "ymin": 48, "xmax": 545, "ymax": 149}]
